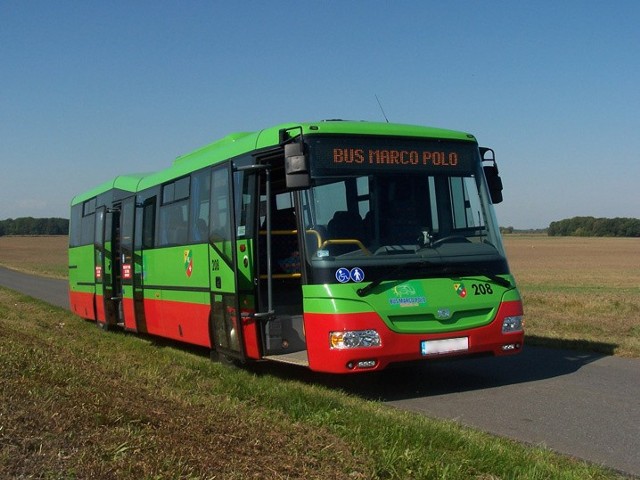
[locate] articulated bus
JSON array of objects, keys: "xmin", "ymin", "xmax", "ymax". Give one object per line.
[{"xmin": 68, "ymin": 120, "xmax": 524, "ymax": 373}]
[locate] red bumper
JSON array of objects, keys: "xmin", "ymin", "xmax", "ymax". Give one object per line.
[{"xmin": 304, "ymin": 300, "xmax": 524, "ymax": 374}]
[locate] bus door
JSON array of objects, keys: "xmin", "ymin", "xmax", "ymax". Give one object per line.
[
  {"xmin": 117, "ymin": 196, "xmax": 137, "ymax": 331},
  {"xmin": 94, "ymin": 205, "xmax": 120, "ymax": 329},
  {"xmin": 252, "ymin": 162, "xmax": 308, "ymax": 367},
  {"xmin": 209, "ymin": 164, "xmax": 245, "ymax": 362},
  {"xmin": 131, "ymin": 196, "xmax": 155, "ymax": 334}
]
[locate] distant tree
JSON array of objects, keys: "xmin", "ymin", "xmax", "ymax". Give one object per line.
[
  {"xmin": 0, "ymin": 217, "xmax": 69, "ymax": 236},
  {"xmin": 548, "ymin": 216, "xmax": 640, "ymax": 237}
]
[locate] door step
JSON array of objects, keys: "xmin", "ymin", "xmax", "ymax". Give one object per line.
[{"xmin": 264, "ymin": 349, "xmax": 309, "ymax": 367}]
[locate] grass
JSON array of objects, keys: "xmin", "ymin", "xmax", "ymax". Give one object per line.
[{"xmin": 0, "ymin": 288, "xmax": 627, "ymax": 479}]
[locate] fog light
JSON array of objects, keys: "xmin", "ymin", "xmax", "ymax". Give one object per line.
[
  {"xmin": 330, "ymin": 330, "xmax": 381, "ymax": 349},
  {"xmin": 502, "ymin": 315, "xmax": 523, "ymax": 333},
  {"xmin": 356, "ymin": 360, "xmax": 377, "ymax": 369},
  {"xmin": 502, "ymin": 343, "xmax": 520, "ymax": 351}
]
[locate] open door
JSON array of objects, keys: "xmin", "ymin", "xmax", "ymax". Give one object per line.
[
  {"xmin": 132, "ymin": 196, "xmax": 155, "ymax": 334},
  {"xmin": 118, "ymin": 196, "xmax": 137, "ymax": 331},
  {"xmin": 94, "ymin": 205, "xmax": 120, "ymax": 328},
  {"xmin": 209, "ymin": 164, "xmax": 245, "ymax": 362},
  {"xmin": 247, "ymin": 156, "xmax": 308, "ymax": 367}
]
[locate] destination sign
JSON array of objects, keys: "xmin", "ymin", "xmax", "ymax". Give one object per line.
[
  {"xmin": 308, "ymin": 135, "xmax": 477, "ymax": 176},
  {"xmin": 333, "ymin": 148, "xmax": 460, "ymax": 167}
]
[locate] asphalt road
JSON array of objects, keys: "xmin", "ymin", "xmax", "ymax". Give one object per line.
[
  {"xmin": 0, "ymin": 266, "xmax": 69, "ymax": 309},
  {"xmin": 1, "ymin": 266, "xmax": 639, "ymax": 477}
]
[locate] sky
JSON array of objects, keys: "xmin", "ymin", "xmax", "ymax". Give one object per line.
[{"xmin": 1, "ymin": 1, "xmax": 639, "ymax": 229}]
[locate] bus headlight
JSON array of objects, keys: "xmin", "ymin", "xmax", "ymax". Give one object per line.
[
  {"xmin": 502, "ymin": 315, "xmax": 523, "ymax": 333},
  {"xmin": 330, "ymin": 330, "xmax": 381, "ymax": 349}
]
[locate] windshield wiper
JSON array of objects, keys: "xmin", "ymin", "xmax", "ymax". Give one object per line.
[
  {"xmin": 356, "ymin": 261, "xmax": 512, "ymax": 298},
  {"xmin": 445, "ymin": 264, "xmax": 512, "ymax": 288},
  {"xmin": 356, "ymin": 260, "xmax": 434, "ymax": 297}
]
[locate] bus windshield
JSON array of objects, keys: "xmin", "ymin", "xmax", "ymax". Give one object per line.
[{"xmin": 300, "ymin": 169, "xmax": 506, "ymax": 270}]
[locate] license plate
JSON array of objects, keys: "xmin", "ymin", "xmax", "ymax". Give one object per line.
[{"xmin": 421, "ymin": 337, "xmax": 469, "ymax": 356}]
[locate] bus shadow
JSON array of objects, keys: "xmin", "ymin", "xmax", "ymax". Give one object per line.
[
  {"xmin": 122, "ymin": 329, "xmax": 614, "ymax": 403},
  {"xmin": 249, "ymin": 344, "xmax": 610, "ymax": 402}
]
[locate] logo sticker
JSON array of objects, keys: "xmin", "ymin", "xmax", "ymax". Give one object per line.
[
  {"xmin": 184, "ymin": 249, "xmax": 193, "ymax": 278},
  {"xmin": 389, "ymin": 283, "xmax": 426, "ymax": 307},
  {"xmin": 453, "ymin": 283, "xmax": 467, "ymax": 298}
]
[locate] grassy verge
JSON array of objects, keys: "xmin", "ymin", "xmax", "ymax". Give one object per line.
[{"xmin": 0, "ymin": 288, "xmax": 626, "ymax": 479}]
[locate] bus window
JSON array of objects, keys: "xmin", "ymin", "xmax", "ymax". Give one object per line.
[
  {"xmin": 449, "ymin": 176, "xmax": 486, "ymax": 230},
  {"xmin": 142, "ymin": 198, "xmax": 156, "ymax": 249},
  {"xmin": 159, "ymin": 177, "xmax": 190, "ymax": 246},
  {"xmin": 69, "ymin": 204, "xmax": 83, "ymax": 247},
  {"xmin": 211, "ymin": 166, "xmax": 233, "ymax": 262},
  {"xmin": 81, "ymin": 199, "xmax": 96, "ymax": 246},
  {"xmin": 189, "ymin": 170, "xmax": 210, "ymax": 243}
]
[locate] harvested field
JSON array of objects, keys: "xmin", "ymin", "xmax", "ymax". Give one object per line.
[
  {"xmin": 0, "ymin": 235, "xmax": 68, "ymax": 278},
  {"xmin": 504, "ymin": 235, "xmax": 640, "ymax": 357}
]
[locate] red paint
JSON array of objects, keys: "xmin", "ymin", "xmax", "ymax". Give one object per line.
[
  {"xmin": 142, "ymin": 298, "xmax": 211, "ymax": 348},
  {"xmin": 241, "ymin": 309, "xmax": 261, "ymax": 359},
  {"xmin": 95, "ymin": 294, "xmax": 106, "ymax": 322},
  {"xmin": 69, "ymin": 290, "xmax": 96, "ymax": 320},
  {"xmin": 121, "ymin": 297, "xmax": 137, "ymax": 331},
  {"xmin": 304, "ymin": 300, "xmax": 524, "ymax": 374}
]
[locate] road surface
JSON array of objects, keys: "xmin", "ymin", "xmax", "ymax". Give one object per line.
[{"xmin": 1, "ymin": 266, "xmax": 638, "ymax": 477}]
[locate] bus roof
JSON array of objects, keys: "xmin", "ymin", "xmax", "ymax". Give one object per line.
[
  {"xmin": 71, "ymin": 173, "xmax": 148, "ymax": 206},
  {"xmin": 72, "ymin": 121, "xmax": 478, "ymax": 199},
  {"xmin": 136, "ymin": 120, "xmax": 477, "ymax": 190}
]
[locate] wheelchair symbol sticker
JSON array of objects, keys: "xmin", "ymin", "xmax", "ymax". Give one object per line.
[{"xmin": 336, "ymin": 268, "xmax": 351, "ymax": 283}]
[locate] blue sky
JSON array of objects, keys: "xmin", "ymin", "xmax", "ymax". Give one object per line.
[{"xmin": 1, "ymin": 1, "xmax": 639, "ymax": 229}]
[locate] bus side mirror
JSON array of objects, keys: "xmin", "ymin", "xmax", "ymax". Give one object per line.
[
  {"xmin": 480, "ymin": 147, "xmax": 503, "ymax": 204},
  {"xmin": 284, "ymin": 143, "xmax": 310, "ymax": 189}
]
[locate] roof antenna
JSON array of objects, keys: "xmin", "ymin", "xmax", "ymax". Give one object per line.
[{"xmin": 375, "ymin": 94, "xmax": 390, "ymax": 123}]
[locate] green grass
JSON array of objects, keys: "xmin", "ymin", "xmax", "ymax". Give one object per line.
[{"xmin": 0, "ymin": 288, "xmax": 627, "ymax": 479}]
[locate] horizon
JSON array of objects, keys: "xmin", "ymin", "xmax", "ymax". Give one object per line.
[
  {"xmin": 2, "ymin": 1, "xmax": 639, "ymax": 229},
  {"xmin": 3, "ymin": 215, "xmax": 640, "ymax": 234}
]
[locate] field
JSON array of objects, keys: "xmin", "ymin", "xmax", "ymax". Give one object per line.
[
  {"xmin": 1, "ymin": 234, "xmax": 639, "ymax": 358},
  {"xmin": 0, "ymin": 235, "xmax": 68, "ymax": 278},
  {"xmin": 503, "ymin": 235, "xmax": 640, "ymax": 357}
]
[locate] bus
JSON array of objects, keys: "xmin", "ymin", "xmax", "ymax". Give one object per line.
[{"xmin": 68, "ymin": 120, "xmax": 524, "ymax": 374}]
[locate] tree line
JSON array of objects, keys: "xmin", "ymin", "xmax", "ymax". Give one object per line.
[
  {"xmin": 0, "ymin": 217, "xmax": 69, "ymax": 236},
  {"xmin": 547, "ymin": 216, "xmax": 640, "ymax": 237}
]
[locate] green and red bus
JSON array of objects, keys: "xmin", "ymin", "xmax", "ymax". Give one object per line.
[{"xmin": 68, "ymin": 120, "xmax": 524, "ymax": 373}]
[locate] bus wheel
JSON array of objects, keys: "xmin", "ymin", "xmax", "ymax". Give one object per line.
[
  {"xmin": 210, "ymin": 349, "xmax": 242, "ymax": 368},
  {"xmin": 96, "ymin": 320, "xmax": 109, "ymax": 331}
]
